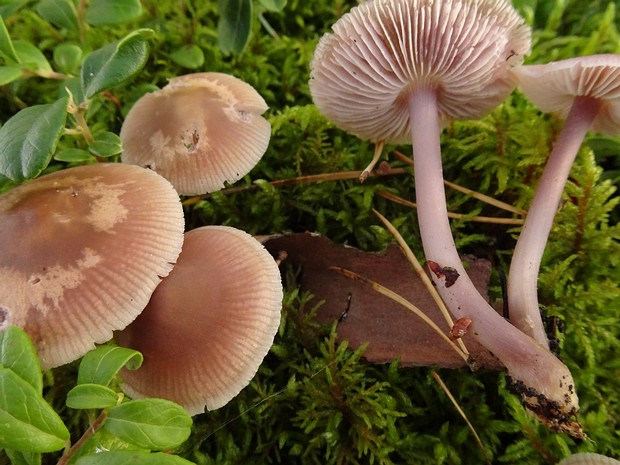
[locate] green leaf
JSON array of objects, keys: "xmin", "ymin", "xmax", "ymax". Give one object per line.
[
  {"xmin": 66, "ymin": 384, "xmax": 119, "ymax": 409},
  {"xmin": 53, "ymin": 43, "xmax": 82, "ymax": 73},
  {"xmin": 0, "ymin": 1, "xmax": 29, "ymax": 17},
  {"xmin": 35, "ymin": 0, "xmax": 78, "ymax": 31},
  {"xmin": 0, "ymin": 15, "xmax": 19, "ymax": 63},
  {"xmin": 0, "ymin": 64, "xmax": 23, "ymax": 85},
  {"xmin": 0, "ymin": 97, "xmax": 69, "ymax": 182},
  {"xmin": 170, "ymin": 44, "xmax": 204, "ymax": 69},
  {"xmin": 88, "ymin": 131, "xmax": 122, "ymax": 157},
  {"xmin": 0, "ymin": 326, "xmax": 42, "ymax": 393},
  {"xmin": 76, "ymin": 450, "xmax": 196, "ymax": 465},
  {"xmin": 53, "ymin": 148, "xmax": 95, "ymax": 163},
  {"xmin": 13, "ymin": 40, "xmax": 52, "ymax": 72},
  {"xmin": 85, "ymin": 0, "xmax": 142, "ymax": 25},
  {"xmin": 258, "ymin": 0, "xmax": 286, "ymax": 12},
  {"xmin": 4, "ymin": 450, "xmax": 42, "ymax": 465},
  {"xmin": 0, "ymin": 367, "xmax": 69, "ymax": 452},
  {"xmin": 77, "ymin": 345, "xmax": 142, "ymax": 387},
  {"xmin": 105, "ymin": 399, "xmax": 192, "ymax": 450},
  {"xmin": 81, "ymin": 29, "xmax": 153, "ymax": 99},
  {"xmin": 217, "ymin": 0, "xmax": 252, "ymax": 55}
]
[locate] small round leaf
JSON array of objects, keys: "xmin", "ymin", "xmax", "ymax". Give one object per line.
[
  {"xmin": 0, "ymin": 97, "xmax": 69, "ymax": 182},
  {"xmin": 170, "ymin": 44, "xmax": 204, "ymax": 69},
  {"xmin": 0, "ymin": 367, "xmax": 69, "ymax": 452},
  {"xmin": 105, "ymin": 399, "xmax": 192, "ymax": 450},
  {"xmin": 77, "ymin": 345, "xmax": 143, "ymax": 387},
  {"xmin": 66, "ymin": 384, "xmax": 119, "ymax": 410},
  {"xmin": 81, "ymin": 29, "xmax": 153, "ymax": 99},
  {"xmin": 88, "ymin": 132, "xmax": 122, "ymax": 157}
]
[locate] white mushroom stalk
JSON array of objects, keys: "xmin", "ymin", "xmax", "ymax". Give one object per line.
[
  {"xmin": 508, "ymin": 55, "xmax": 620, "ymax": 347},
  {"xmin": 310, "ymin": 0, "xmax": 583, "ymax": 437}
]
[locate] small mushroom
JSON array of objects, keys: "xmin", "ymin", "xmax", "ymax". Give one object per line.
[
  {"xmin": 120, "ymin": 72, "xmax": 271, "ymax": 195},
  {"xmin": 114, "ymin": 225, "xmax": 283, "ymax": 415},
  {"xmin": 507, "ymin": 55, "xmax": 620, "ymax": 347},
  {"xmin": 0, "ymin": 164, "xmax": 185, "ymax": 368},
  {"xmin": 558, "ymin": 453, "xmax": 620, "ymax": 465},
  {"xmin": 310, "ymin": 0, "xmax": 583, "ymax": 437}
]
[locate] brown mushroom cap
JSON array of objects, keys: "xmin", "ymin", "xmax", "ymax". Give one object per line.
[
  {"xmin": 115, "ymin": 225, "xmax": 283, "ymax": 414},
  {"xmin": 120, "ymin": 72, "xmax": 271, "ymax": 195},
  {"xmin": 309, "ymin": 0, "xmax": 531, "ymax": 143},
  {"xmin": 0, "ymin": 164, "xmax": 185, "ymax": 368},
  {"xmin": 513, "ymin": 54, "xmax": 620, "ymax": 135}
]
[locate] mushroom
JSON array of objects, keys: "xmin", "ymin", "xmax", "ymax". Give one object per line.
[
  {"xmin": 507, "ymin": 54, "xmax": 620, "ymax": 347},
  {"xmin": 558, "ymin": 453, "xmax": 620, "ymax": 465},
  {"xmin": 0, "ymin": 164, "xmax": 184, "ymax": 368},
  {"xmin": 114, "ymin": 225, "xmax": 283, "ymax": 415},
  {"xmin": 309, "ymin": 0, "xmax": 583, "ymax": 437},
  {"xmin": 120, "ymin": 72, "xmax": 271, "ymax": 195}
]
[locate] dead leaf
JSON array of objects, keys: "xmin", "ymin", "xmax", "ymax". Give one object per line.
[{"xmin": 264, "ymin": 232, "xmax": 504, "ymax": 370}]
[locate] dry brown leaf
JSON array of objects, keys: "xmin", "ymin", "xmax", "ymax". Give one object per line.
[{"xmin": 264, "ymin": 232, "xmax": 504, "ymax": 370}]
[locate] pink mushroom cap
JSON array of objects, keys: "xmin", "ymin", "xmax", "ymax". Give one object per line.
[
  {"xmin": 115, "ymin": 225, "xmax": 283, "ymax": 414},
  {"xmin": 513, "ymin": 54, "xmax": 620, "ymax": 135},
  {"xmin": 0, "ymin": 164, "xmax": 184, "ymax": 368},
  {"xmin": 120, "ymin": 72, "xmax": 271, "ymax": 195}
]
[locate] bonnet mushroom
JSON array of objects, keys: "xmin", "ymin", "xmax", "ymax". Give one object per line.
[
  {"xmin": 507, "ymin": 54, "xmax": 620, "ymax": 347},
  {"xmin": 0, "ymin": 164, "xmax": 184, "ymax": 368},
  {"xmin": 557, "ymin": 453, "xmax": 620, "ymax": 465},
  {"xmin": 310, "ymin": 0, "xmax": 583, "ymax": 436},
  {"xmin": 114, "ymin": 225, "xmax": 283, "ymax": 415},
  {"xmin": 120, "ymin": 72, "xmax": 271, "ymax": 195}
]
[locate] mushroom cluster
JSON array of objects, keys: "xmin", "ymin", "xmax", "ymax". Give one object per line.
[
  {"xmin": 308, "ymin": 0, "xmax": 616, "ymax": 438},
  {"xmin": 1, "ymin": 71, "xmax": 283, "ymax": 413}
]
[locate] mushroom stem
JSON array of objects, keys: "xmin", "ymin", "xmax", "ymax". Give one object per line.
[
  {"xmin": 408, "ymin": 86, "xmax": 583, "ymax": 437},
  {"xmin": 507, "ymin": 96, "xmax": 600, "ymax": 347}
]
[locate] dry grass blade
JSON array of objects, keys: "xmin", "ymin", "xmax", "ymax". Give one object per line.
[
  {"xmin": 371, "ymin": 208, "xmax": 470, "ymax": 357},
  {"xmin": 377, "ymin": 190, "xmax": 524, "ymax": 225},
  {"xmin": 182, "ymin": 167, "xmax": 409, "ymax": 206},
  {"xmin": 431, "ymin": 371, "xmax": 491, "ymax": 465},
  {"xmin": 330, "ymin": 266, "xmax": 470, "ymax": 364},
  {"xmin": 391, "ymin": 150, "xmax": 527, "ymax": 216}
]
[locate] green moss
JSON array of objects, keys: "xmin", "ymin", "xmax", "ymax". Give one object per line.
[{"xmin": 1, "ymin": 0, "xmax": 619, "ymax": 464}]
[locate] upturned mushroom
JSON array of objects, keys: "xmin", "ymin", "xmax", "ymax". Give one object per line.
[
  {"xmin": 309, "ymin": 0, "xmax": 583, "ymax": 436},
  {"xmin": 507, "ymin": 54, "xmax": 620, "ymax": 347},
  {"xmin": 114, "ymin": 225, "xmax": 283, "ymax": 415},
  {"xmin": 120, "ymin": 72, "xmax": 271, "ymax": 195},
  {"xmin": 0, "ymin": 164, "xmax": 184, "ymax": 368}
]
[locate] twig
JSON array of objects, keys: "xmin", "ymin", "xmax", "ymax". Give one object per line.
[
  {"xmin": 391, "ymin": 150, "xmax": 527, "ymax": 216},
  {"xmin": 182, "ymin": 168, "xmax": 409, "ymax": 206},
  {"xmin": 56, "ymin": 410, "xmax": 108, "ymax": 465},
  {"xmin": 377, "ymin": 190, "xmax": 524, "ymax": 225}
]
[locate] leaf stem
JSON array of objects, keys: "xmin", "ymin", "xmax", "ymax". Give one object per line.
[{"xmin": 57, "ymin": 410, "xmax": 108, "ymax": 465}]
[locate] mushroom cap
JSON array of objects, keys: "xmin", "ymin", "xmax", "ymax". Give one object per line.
[
  {"xmin": 120, "ymin": 72, "xmax": 271, "ymax": 196},
  {"xmin": 557, "ymin": 453, "xmax": 620, "ymax": 465},
  {"xmin": 0, "ymin": 164, "xmax": 184, "ymax": 368},
  {"xmin": 115, "ymin": 225, "xmax": 283, "ymax": 414},
  {"xmin": 309, "ymin": 0, "xmax": 531, "ymax": 144},
  {"xmin": 513, "ymin": 54, "xmax": 620, "ymax": 135}
]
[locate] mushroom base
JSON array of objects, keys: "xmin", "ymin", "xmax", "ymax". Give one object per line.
[{"xmin": 507, "ymin": 377, "xmax": 585, "ymax": 439}]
